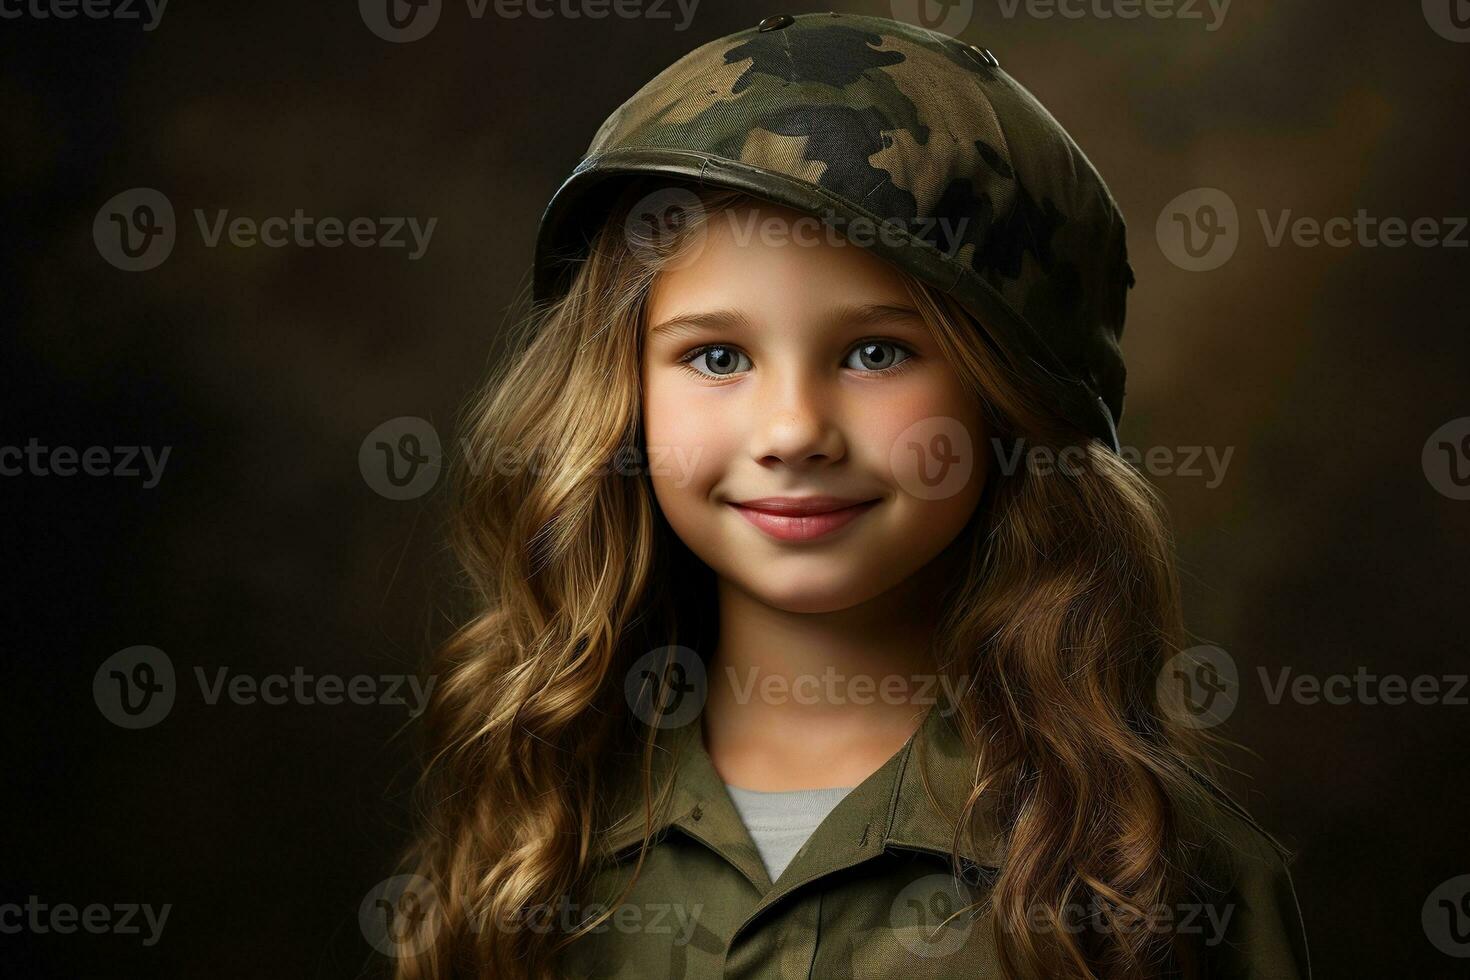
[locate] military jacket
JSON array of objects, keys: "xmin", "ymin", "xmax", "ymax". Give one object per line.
[{"xmin": 561, "ymin": 705, "xmax": 1311, "ymax": 979}]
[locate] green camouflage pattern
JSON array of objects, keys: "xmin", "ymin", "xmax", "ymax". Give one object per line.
[
  {"xmin": 557, "ymin": 703, "xmax": 1310, "ymax": 979},
  {"xmin": 534, "ymin": 12, "xmax": 1135, "ymax": 447}
]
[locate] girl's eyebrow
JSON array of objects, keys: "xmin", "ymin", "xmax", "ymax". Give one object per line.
[
  {"xmin": 648, "ymin": 304, "xmax": 924, "ymax": 338},
  {"xmin": 647, "ymin": 309, "xmax": 752, "ymax": 338},
  {"xmin": 826, "ymin": 303, "xmax": 927, "ymax": 331}
]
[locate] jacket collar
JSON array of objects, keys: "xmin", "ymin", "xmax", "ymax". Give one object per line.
[{"xmin": 600, "ymin": 698, "xmax": 1005, "ymax": 887}]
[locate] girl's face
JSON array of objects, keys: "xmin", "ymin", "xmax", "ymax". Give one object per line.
[{"xmin": 641, "ymin": 200, "xmax": 989, "ymax": 615}]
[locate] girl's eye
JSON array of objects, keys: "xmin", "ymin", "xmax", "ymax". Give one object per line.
[
  {"xmin": 677, "ymin": 341, "xmax": 914, "ymax": 378},
  {"xmin": 681, "ymin": 345, "xmax": 752, "ymax": 377},
  {"xmin": 845, "ymin": 341, "xmax": 912, "ymax": 373}
]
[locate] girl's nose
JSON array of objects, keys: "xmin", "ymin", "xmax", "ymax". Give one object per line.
[{"xmin": 747, "ymin": 373, "xmax": 846, "ymax": 469}]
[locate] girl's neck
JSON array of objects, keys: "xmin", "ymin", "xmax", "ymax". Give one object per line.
[{"xmin": 701, "ymin": 551, "xmax": 957, "ymax": 791}]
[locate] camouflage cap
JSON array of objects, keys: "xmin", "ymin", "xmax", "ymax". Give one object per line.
[{"xmin": 533, "ymin": 11, "xmax": 1133, "ymax": 450}]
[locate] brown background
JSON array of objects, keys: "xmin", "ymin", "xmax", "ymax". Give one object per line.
[{"xmin": 5, "ymin": 0, "xmax": 1468, "ymax": 976}]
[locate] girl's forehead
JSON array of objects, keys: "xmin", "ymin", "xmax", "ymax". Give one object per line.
[{"xmin": 646, "ymin": 201, "xmax": 914, "ymax": 323}]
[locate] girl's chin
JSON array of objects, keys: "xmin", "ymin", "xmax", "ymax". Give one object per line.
[{"xmin": 727, "ymin": 570, "xmax": 889, "ymax": 616}]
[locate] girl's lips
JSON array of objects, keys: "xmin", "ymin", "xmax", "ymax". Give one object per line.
[{"xmin": 728, "ymin": 499, "xmax": 881, "ymax": 542}]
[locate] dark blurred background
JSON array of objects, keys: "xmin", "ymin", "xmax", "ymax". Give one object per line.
[{"xmin": 4, "ymin": 0, "xmax": 1468, "ymax": 976}]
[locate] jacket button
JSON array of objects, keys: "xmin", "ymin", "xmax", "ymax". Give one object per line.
[
  {"xmin": 757, "ymin": 15, "xmax": 794, "ymax": 32},
  {"xmin": 966, "ymin": 44, "xmax": 1000, "ymax": 68},
  {"xmin": 691, "ymin": 804, "xmax": 703, "ymax": 821}
]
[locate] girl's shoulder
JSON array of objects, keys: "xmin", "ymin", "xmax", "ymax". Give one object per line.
[
  {"xmin": 1180, "ymin": 768, "xmax": 1296, "ymax": 868},
  {"xmin": 1173, "ymin": 770, "xmax": 1313, "ymax": 979}
]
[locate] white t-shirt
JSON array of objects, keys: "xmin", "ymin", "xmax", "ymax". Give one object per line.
[{"xmin": 723, "ymin": 783, "xmax": 855, "ymax": 882}]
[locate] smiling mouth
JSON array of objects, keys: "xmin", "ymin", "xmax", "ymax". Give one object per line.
[{"xmin": 727, "ymin": 497, "xmax": 882, "ymax": 542}]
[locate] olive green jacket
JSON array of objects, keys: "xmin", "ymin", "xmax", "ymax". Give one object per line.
[{"xmin": 562, "ymin": 705, "xmax": 1310, "ymax": 979}]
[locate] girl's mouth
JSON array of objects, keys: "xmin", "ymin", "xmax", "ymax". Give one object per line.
[{"xmin": 727, "ymin": 497, "xmax": 882, "ymax": 542}]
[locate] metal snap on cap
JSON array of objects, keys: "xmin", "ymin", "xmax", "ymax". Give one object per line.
[
  {"xmin": 758, "ymin": 14, "xmax": 794, "ymax": 32},
  {"xmin": 965, "ymin": 44, "xmax": 1000, "ymax": 68}
]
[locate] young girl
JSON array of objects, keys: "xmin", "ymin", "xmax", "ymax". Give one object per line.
[{"xmin": 393, "ymin": 13, "xmax": 1309, "ymax": 979}]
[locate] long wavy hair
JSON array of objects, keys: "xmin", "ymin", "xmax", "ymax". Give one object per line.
[{"xmin": 392, "ymin": 182, "xmax": 1229, "ymax": 979}]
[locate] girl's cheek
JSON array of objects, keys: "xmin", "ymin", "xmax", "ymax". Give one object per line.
[
  {"xmin": 859, "ymin": 385, "xmax": 986, "ymax": 502},
  {"xmin": 643, "ymin": 376, "xmax": 735, "ymax": 497}
]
